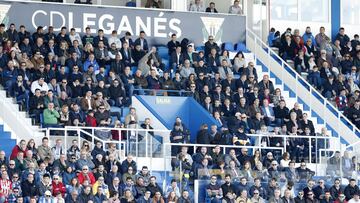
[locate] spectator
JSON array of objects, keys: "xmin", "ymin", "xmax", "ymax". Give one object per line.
[
  {"xmin": 189, "ymin": 0, "xmax": 205, "ymax": 12},
  {"xmin": 330, "ymin": 179, "xmax": 344, "ymax": 200},
  {"xmin": 229, "ymin": 0, "xmax": 243, "ymax": 14},
  {"xmin": 335, "ymin": 194, "xmax": 347, "ymax": 203},
  {"xmin": 313, "ymin": 179, "xmax": 328, "ymax": 200},
  {"xmin": 206, "ymin": 2, "xmax": 218, "ymax": 13},
  {"xmin": 77, "ymin": 165, "xmax": 96, "ymax": 185},
  {"xmin": 344, "ymin": 179, "xmax": 360, "ymax": 201}
]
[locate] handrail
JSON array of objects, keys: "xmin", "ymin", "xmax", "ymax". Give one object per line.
[
  {"xmin": 63, "ymin": 125, "xmax": 171, "ymax": 133},
  {"xmin": 40, "ymin": 127, "xmax": 127, "ymax": 160},
  {"xmin": 40, "ymin": 127, "xmax": 334, "ymax": 166},
  {"xmin": 345, "ymin": 139, "xmax": 360, "ymax": 150},
  {"xmin": 162, "ymin": 142, "xmax": 284, "ymax": 157},
  {"xmin": 247, "ymin": 133, "xmax": 335, "ymax": 139},
  {"xmin": 134, "ymin": 89, "xmax": 192, "ymax": 94},
  {"xmin": 246, "ymin": 28, "xmax": 360, "ymax": 139},
  {"xmin": 40, "ymin": 127, "xmax": 334, "ymax": 139}
]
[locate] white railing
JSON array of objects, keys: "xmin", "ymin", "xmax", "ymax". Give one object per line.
[
  {"xmin": 39, "ymin": 126, "xmax": 343, "ymax": 195},
  {"xmin": 247, "ymin": 134, "xmax": 338, "ymax": 163},
  {"xmin": 246, "ymin": 28, "xmax": 360, "ymax": 145},
  {"xmin": 39, "ymin": 126, "xmax": 171, "ymax": 161},
  {"xmin": 39, "ymin": 126, "xmax": 337, "ymax": 163}
]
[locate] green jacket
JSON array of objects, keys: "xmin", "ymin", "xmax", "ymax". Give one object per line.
[{"xmin": 43, "ymin": 109, "xmax": 60, "ymax": 124}]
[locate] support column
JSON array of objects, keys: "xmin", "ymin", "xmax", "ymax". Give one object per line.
[{"xmin": 331, "ymin": 0, "xmax": 340, "ymax": 40}]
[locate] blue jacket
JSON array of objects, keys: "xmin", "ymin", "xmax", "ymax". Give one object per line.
[
  {"xmin": 303, "ymin": 32, "xmax": 317, "ymax": 47},
  {"xmin": 83, "ymin": 59, "xmax": 100, "ymax": 73}
]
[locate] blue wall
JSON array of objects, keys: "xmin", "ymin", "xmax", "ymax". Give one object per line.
[{"xmin": 136, "ymin": 96, "xmax": 218, "ymax": 142}]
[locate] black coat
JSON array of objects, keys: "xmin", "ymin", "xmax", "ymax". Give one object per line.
[
  {"xmin": 344, "ymin": 185, "xmax": 360, "ymax": 201},
  {"xmin": 196, "ymin": 129, "xmax": 212, "ymax": 144},
  {"xmin": 21, "ymin": 180, "xmax": 39, "ymax": 197}
]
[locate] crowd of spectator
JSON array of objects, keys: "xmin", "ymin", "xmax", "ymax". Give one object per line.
[
  {"xmin": 0, "ymin": 4, "xmax": 358, "ymax": 202},
  {"xmin": 0, "ymin": 136, "xmax": 197, "ymax": 202},
  {"xmin": 0, "ymin": 135, "xmax": 359, "ymax": 203},
  {"xmin": 188, "ymin": 0, "xmax": 243, "ymax": 15},
  {"xmin": 268, "ymin": 26, "xmax": 360, "ymax": 129}
]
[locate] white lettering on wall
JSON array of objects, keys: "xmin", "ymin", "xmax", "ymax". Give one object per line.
[
  {"xmin": 32, "ymin": 10, "xmax": 47, "ymax": 30},
  {"xmin": 50, "ymin": 11, "xmax": 65, "ymax": 31},
  {"xmin": 83, "ymin": 13, "xmax": 97, "ymax": 33},
  {"xmin": 117, "ymin": 15, "xmax": 133, "ymax": 35},
  {"xmin": 154, "ymin": 12, "xmax": 167, "ymax": 38},
  {"xmin": 31, "ymin": 10, "xmax": 183, "ymax": 39},
  {"xmin": 169, "ymin": 18, "xmax": 181, "ymax": 37},
  {"xmin": 135, "ymin": 16, "xmax": 151, "ymax": 36},
  {"xmin": 99, "ymin": 14, "xmax": 115, "ymax": 35}
]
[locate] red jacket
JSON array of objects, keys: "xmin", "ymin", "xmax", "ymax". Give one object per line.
[
  {"xmin": 10, "ymin": 145, "xmax": 27, "ymax": 160},
  {"xmin": 77, "ymin": 172, "xmax": 96, "ymax": 185},
  {"xmin": 52, "ymin": 181, "xmax": 66, "ymax": 197},
  {"xmin": 86, "ymin": 115, "xmax": 97, "ymax": 127}
]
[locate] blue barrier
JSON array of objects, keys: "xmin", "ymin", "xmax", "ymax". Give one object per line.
[{"xmin": 135, "ymin": 95, "xmax": 218, "ymax": 142}]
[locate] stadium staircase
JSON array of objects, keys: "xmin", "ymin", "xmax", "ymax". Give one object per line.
[
  {"xmin": 245, "ymin": 29, "xmax": 360, "ymax": 148},
  {"xmin": 0, "ymin": 87, "xmax": 44, "ymax": 154}
]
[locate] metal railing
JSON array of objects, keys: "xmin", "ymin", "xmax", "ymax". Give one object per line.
[
  {"xmin": 134, "ymin": 88, "xmax": 192, "ymax": 96},
  {"xmin": 39, "ymin": 126, "xmax": 337, "ymax": 164},
  {"xmin": 246, "ymin": 28, "xmax": 360, "ymax": 145},
  {"xmin": 38, "ymin": 126, "xmax": 354, "ymax": 191},
  {"xmin": 247, "ymin": 133, "xmax": 338, "ymax": 163},
  {"xmin": 39, "ymin": 126, "xmax": 171, "ymax": 161}
]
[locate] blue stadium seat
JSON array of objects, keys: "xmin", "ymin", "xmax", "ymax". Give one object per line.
[
  {"xmin": 195, "ymin": 46, "xmax": 205, "ymax": 52},
  {"xmin": 157, "ymin": 46, "xmax": 169, "ymax": 60},
  {"xmin": 222, "ymin": 42, "xmax": 235, "ymax": 51},
  {"xmin": 121, "ymin": 107, "xmax": 130, "ymax": 123},
  {"xmin": 235, "ymin": 42, "xmax": 247, "ymax": 52},
  {"xmin": 162, "ymin": 59, "xmax": 169, "ymax": 70},
  {"xmin": 125, "ymin": 2, "xmax": 136, "ymax": 7}
]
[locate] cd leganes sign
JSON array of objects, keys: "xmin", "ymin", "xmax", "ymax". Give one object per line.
[{"xmin": 0, "ymin": 1, "xmax": 246, "ymax": 45}]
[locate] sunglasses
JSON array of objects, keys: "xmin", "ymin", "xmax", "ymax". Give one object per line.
[{"xmin": 82, "ymin": 168, "xmax": 88, "ymax": 171}]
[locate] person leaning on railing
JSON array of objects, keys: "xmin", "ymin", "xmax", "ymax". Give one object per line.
[{"xmin": 170, "ymin": 123, "xmax": 189, "ymax": 157}]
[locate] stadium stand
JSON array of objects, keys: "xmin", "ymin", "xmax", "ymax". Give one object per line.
[{"xmin": 0, "ymin": 1, "xmax": 359, "ymax": 203}]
